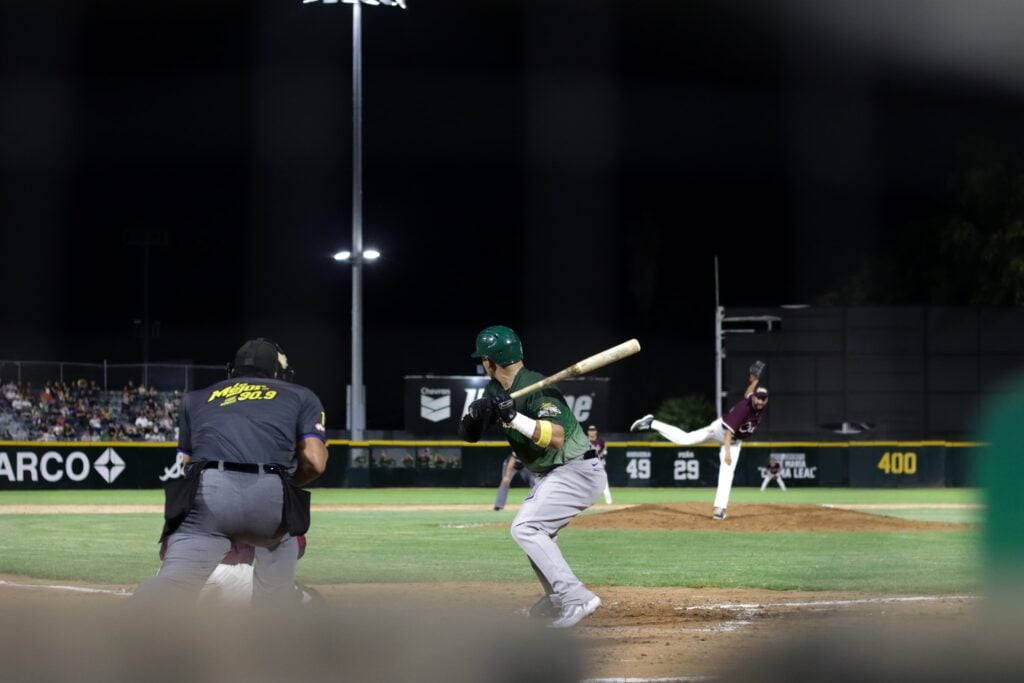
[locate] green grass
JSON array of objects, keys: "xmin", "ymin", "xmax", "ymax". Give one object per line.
[
  {"xmin": 866, "ymin": 508, "xmax": 985, "ymax": 525},
  {"xmin": 0, "ymin": 487, "xmax": 983, "ymax": 594},
  {"xmin": 300, "ymin": 513, "xmax": 977, "ymax": 593},
  {"xmin": 0, "ymin": 486, "xmax": 983, "ymax": 506}
]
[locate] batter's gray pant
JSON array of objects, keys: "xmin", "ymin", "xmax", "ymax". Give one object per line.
[
  {"xmin": 511, "ymin": 455, "xmax": 607, "ymax": 608},
  {"xmin": 134, "ymin": 468, "xmax": 298, "ymax": 603}
]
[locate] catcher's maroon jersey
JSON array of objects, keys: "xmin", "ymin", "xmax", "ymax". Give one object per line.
[{"xmin": 722, "ymin": 397, "xmax": 766, "ymax": 440}]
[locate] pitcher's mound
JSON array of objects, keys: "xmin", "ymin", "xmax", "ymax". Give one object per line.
[{"xmin": 574, "ymin": 503, "xmax": 971, "ymax": 532}]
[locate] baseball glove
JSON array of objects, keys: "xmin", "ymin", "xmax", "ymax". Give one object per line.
[{"xmin": 749, "ymin": 360, "xmax": 766, "ymax": 379}]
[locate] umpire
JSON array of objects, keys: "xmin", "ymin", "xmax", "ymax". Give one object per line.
[{"xmin": 134, "ymin": 338, "xmax": 328, "ymax": 603}]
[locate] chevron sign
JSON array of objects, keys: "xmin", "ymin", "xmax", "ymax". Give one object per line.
[{"xmin": 420, "ymin": 388, "xmax": 451, "ymax": 423}]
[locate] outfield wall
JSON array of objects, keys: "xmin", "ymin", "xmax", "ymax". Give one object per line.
[{"xmin": 0, "ymin": 440, "xmax": 982, "ymax": 490}]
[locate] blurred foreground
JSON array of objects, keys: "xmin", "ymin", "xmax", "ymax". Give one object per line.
[{"xmin": 0, "ymin": 600, "xmax": 582, "ymax": 683}]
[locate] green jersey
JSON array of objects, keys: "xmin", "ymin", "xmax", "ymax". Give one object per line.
[{"xmin": 484, "ymin": 367, "xmax": 591, "ymax": 474}]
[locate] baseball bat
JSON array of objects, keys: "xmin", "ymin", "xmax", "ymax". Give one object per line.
[{"xmin": 509, "ymin": 339, "xmax": 641, "ymax": 400}]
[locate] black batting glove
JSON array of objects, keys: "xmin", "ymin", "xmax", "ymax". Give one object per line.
[
  {"xmin": 492, "ymin": 390, "xmax": 517, "ymax": 424},
  {"xmin": 467, "ymin": 398, "xmax": 492, "ymax": 422},
  {"xmin": 458, "ymin": 397, "xmax": 494, "ymax": 443}
]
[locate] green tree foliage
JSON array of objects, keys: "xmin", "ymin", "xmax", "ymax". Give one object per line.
[{"xmin": 821, "ymin": 137, "xmax": 1024, "ymax": 305}]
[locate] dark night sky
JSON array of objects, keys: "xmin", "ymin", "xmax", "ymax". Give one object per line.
[{"xmin": 4, "ymin": 0, "xmax": 1024, "ymax": 430}]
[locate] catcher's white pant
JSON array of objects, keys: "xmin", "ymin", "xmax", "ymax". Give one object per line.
[
  {"xmin": 649, "ymin": 418, "xmax": 741, "ymax": 510},
  {"xmin": 197, "ymin": 563, "xmax": 321, "ymax": 605},
  {"xmin": 200, "ymin": 563, "xmax": 255, "ymax": 603},
  {"xmin": 511, "ymin": 455, "xmax": 607, "ymax": 608}
]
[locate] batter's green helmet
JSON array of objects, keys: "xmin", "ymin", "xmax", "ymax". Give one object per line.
[{"xmin": 470, "ymin": 325, "xmax": 523, "ymax": 366}]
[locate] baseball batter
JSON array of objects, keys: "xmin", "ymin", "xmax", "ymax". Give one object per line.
[
  {"xmin": 458, "ymin": 325, "xmax": 606, "ymax": 628},
  {"xmin": 630, "ymin": 362, "xmax": 769, "ymax": 520},
  {"xmin": 134, "ymin": 338, "xmax": 328, "ymax": 603}
]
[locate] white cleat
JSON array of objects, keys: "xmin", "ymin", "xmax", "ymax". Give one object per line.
[
  {"xmin": 629, "ymin": 414, "xmax": 654, "ymax": 432},
  {"xmin": 712, "ymin": 507, "xmax": 727, "ymax": 521},
  {"xmin": 549, "ymin": 595, "xmax": 601, "ymax": 629}
]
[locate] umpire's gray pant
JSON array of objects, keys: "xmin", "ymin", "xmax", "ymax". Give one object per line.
[
  {"xmin": 134, "ymin": 468, "xmax": 298, "ymax": 603},
  {"xmin": 511, "ymin": 455, "xmax": 606, "ymax": 608}
]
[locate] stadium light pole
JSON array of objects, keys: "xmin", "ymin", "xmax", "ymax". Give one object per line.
[
  {"xmin": 304, "ymin": 0, "xmax": 405, "ymax": 441},
  {"xmin": 714, "ymin": 256, "xmax": 781, "ymax": 417}
]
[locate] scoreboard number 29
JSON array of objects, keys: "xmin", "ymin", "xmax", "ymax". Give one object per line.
[
  {"xmin": 876, "ymin": 451, "xmax": 918, "ymax": 475},
  {"xmin": 673, "ymin": 459, "xmax": 700, "ymax": 480}
]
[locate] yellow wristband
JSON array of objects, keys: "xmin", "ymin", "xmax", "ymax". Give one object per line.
[{"xmin": 536, "ymin": 420, "xmax": 553, "ymax": 448}]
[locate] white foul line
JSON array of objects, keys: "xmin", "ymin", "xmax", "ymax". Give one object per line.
[
  {"xmin": 680, "ymin": 595, "xmax": 976, "ymax": 611},
  {"xmin": 0, "ymin": 579, "xmax": 131, "ymax": 597},
  {"xmin": 582, "ymin": 595, "xmax": 977, "ymax": 682}
]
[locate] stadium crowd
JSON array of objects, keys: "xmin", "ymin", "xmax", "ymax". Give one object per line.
[{"xmin": 0, "ymin": 379, "xmax": 181, "ymax": 442}]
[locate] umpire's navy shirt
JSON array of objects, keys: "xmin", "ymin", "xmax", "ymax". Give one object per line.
[{"xmin": 177, "ymin": 376, "xmax": 326, "ymax": 467}]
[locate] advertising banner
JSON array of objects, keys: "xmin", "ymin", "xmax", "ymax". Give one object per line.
[
  {"xmin": 0, "ymin": 443, "xmax": 357, "ymax": 490},
  {"xmin": 605, "ymin": 444, "xmax": 837, "ymax": 488},
  {"xmin": 0, "ymin": 444, "xmax": 180, "ymax": 490},
  {"xmin": 745, "ymin": 447, "xmax": 827, "ymax": 489},
  {"xmin": 0, "ymin": 440, "xmax": 977, "ymax": 489},
  {"xmin": 403, "ymin": 375, "xmax": 610, "ymax": 435},
  {"xmin": 605, "ymin": 447, "xmax": 718, "ymax": 487}
]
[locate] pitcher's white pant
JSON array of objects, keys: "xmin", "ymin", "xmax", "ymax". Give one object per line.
[
  {"xmin": 649, "ymin": 418, "xmax": 741, "ymax": 510},
  {"xmin": 511, "ymin": 455, "xmax": 607, "ymax": 608}
]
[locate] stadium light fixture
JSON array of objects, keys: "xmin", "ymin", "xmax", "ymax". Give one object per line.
[
  {"xmin": 305, "ymin": 0, "xmax": 405, "ymax": 442},
  {"xmin": 304, "ymin": 0, "xmax": 407, "ymax": 6},
  {"xmin": 333, "ymin": 249, "xmax": 381, "ymax": 262}
]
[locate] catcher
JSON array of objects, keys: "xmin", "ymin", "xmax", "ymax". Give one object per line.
[
  {"xmin": 630, "ymin": 360, "xmax": 769, "ymax": 520},
  {"xmin": 158, "ymin": 535, "xmax": 322, "ymax": 604}
]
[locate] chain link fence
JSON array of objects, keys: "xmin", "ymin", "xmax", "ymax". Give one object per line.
[{"xmin": 0, "ymin": 360, "xmax": 225, "ymax": 392}]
